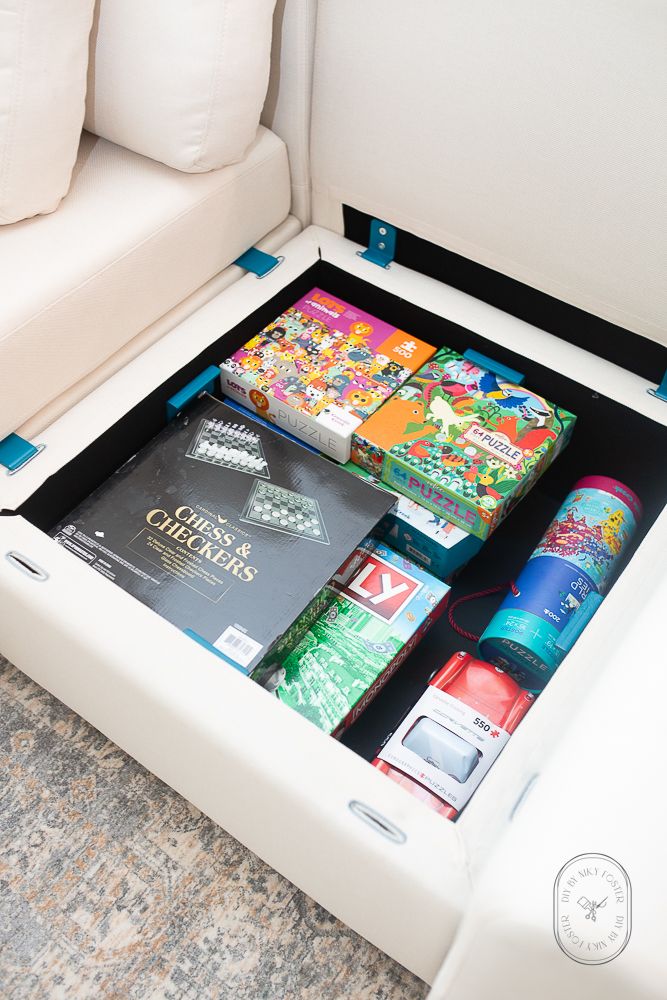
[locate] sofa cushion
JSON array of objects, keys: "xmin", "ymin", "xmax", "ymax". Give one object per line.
[
  {"xmin": 310, "ymin": 0, "xmax": 667, "ymax": 347},
  {"xmin": 0, "ymin": 126, "xmax": 290, "ymax": 439},
  {"xmin": 85, "ymin": 0, "xmax": 277, "ymax": 173},
  {"xmin": 0, "ymin": 0, "xmax": 95, "ymax": 224},
  {"xmin": 261, "ymin": 0, "xmax": 317, "ymax": 224}
]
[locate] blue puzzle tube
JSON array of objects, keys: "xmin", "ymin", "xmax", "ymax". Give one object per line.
[{"xmin": 479, "ymin": 476, "xmax": 642, "ymax": 691}]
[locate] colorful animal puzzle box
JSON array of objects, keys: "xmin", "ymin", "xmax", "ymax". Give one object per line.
[
  {"xmin": 351, "ymin": 350, "xmax": 576, "ymax": 540},
  {"xmin": 262, "ymin": 544, "xmax": 450, "ymax": 736},
  {"xmin": 339, "ymin": 461, "xmax": 484, "ymax": 579},
  {"xmin": 219, "ymin": 288, "xmax": 435, "ymax": 461}
]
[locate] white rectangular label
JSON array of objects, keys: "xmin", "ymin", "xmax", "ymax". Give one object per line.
[
  {"xmin": 463, "ymin": 422, "xmax": 524, "ymax": 469},
  {"xmin": 378, "ymin": 686, "xmax": 510, "ymax": 811},
  {"xmin": 214, "ymin": 626, "xmax": 263, "ymax": 668},
  {"xmin": 405, "ymin": 543, "xmax": 431, "ymax": 566}
]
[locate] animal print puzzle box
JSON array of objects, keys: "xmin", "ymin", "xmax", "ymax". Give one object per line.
[
  {"xmin": 50, "ymin": 395, "xmax": 393, "ymax": 675},
  {"xmin": 351, "ymin": 350, "xmax": 576, "ymax": 540},
  {"xmin": 219, "ymin": 288, "xmax": 435, "ymax": 461}
]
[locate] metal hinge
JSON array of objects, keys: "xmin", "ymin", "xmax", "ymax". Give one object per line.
[
  {"xmin": 648, "ymin": 369, "xmax": 667, "ymax": 403},
  {"xmin": 357, "ymin": 219, "xmax": 396, "ymax": 269},
  {"xmin": 165, "ymin": 365, "xmax": 221, "ymax": 421},
  {"xmin": 0, "ymin": 433, "xmax": 45, "ymax": 474},
  {"xmin": 234, "ymin": 247, "xmax": 284, "ymax": 278}
]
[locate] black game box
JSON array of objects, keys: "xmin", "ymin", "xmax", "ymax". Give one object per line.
[{"xmin": 51, "ymin": 395, "xmax": 394, "ymax": 675}]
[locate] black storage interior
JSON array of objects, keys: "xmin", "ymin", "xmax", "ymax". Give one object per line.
[{"xmin": 12, "ymin": 259, "xmax": 667, "ymax": 765}]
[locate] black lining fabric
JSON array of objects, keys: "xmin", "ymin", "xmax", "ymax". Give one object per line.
[
  {"xmin": 344, "ymin": 205, "xmax": 667, "ymax": 386},
  {"xmin": 13, "ymin": 257, "xmax": 667, "ymax": 764}
]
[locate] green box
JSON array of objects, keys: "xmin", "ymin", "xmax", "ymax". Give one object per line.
[
  {"xmin": 263, "ymin": 544, "xmax": 450, "ymax": 736},
  {"xmin": 351, "ymin": 349, "xmax": 576, "ymax": 540}
]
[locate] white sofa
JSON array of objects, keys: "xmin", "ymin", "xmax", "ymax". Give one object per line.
[
  {"xmin": 0, "ymin": 0, "xmax": 293, "ymax": 443},
  {"xmin": 1, "ymin": 2, "xmax": 666, "ymax": 996},
  {"xmin": 3, "ymin": 0, "xmax": 665, "ymax": 452}
]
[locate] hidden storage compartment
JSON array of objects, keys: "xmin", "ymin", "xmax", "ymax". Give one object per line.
[{"xmin": 16, "ymin": 259, "xmax": 667, "ymax": 784}]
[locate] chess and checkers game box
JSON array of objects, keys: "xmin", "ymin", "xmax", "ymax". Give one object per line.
[
  {"xmin": 50, "ymin": 395, "xmax": 394, "ymax": 675},
  {"xmin": 219, "ymin": 288, "xmax": 435, "ymax": 462}
]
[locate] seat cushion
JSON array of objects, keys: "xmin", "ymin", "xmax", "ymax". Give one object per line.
[
  {"xmin": 0, "ymin": 0, "xmax": 95, "ymax": 224},
  {"xmin": 85, "ymin": 0, "xmax": 277, "ymax": 173},
  {"xmin": 0, "ymin": 126, "xmax": 290, "ymax": 439}
]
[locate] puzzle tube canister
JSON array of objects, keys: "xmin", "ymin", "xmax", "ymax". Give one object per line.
[{"xmin": 479, "ymin": 476, "xmax": 642, "ymax": 690}]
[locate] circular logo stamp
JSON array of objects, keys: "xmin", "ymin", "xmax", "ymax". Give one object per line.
[{"xmin": 554, "ymin": 853, "xmax": 631, "ymax": 964}]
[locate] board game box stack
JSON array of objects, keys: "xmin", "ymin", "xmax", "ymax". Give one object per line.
[
  {"xmin": 51, "ymin": 395, "xmax": 394, "ymax": 676},
  {"xmin": 339, "ymin": 460, "xmax": 484, "ymax": 579},
  {"xmin": 220, "ymin": 288, "xmax": 436, "ymax": 461},
  {"xmin": 261, "ymin": 544, "xmax": 450, "ymax": 736},
  {"xmin": 351, "ymin": 350, "xmax": 576, "ymax": 540}
]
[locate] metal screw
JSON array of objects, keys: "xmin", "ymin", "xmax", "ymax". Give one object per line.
[
  {"xmin": 379, "ymin": 226, "xmax": 387, "ymax": 236},
  {"xmin": 378, "ymin": 242, "xmax": 386, "ymax": 250}
]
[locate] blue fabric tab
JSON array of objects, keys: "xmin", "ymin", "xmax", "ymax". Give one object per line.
[
  {"xmin": 166, "ymin": 365, "xmax": 221, "ymax": 421},
  {"xmin": 463, "ymin": 349, "xmax": 525, "ymax": 385},
  {"xmin": 234, "ymin": 247, "xmax": 283, "ymax": 277},
  {"xmin": 0, "ymin": 433, "xmax": 40, "ymax": 473},
  {"xmin": 358, "ymin": 219, "xmax": 396, "ymax": 268}
]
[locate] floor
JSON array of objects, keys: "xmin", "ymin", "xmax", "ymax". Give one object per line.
[{"xmin": 0, "ymin": 655, "xmax": 428, "ymax": 1000}]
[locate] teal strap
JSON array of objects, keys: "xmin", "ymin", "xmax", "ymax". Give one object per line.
[
  {"xmin": 463, "ymin": 349, "xmax": 525, "ymax": 385},
  {"xmin": 234, "ymin": 247, "xmax": 283, "ymax": 278},
  {"xmin": 0, "ymin": 433, "xmax": 41, "ymax": 473},
  {"xmin": 166, "ymin": 365, "xmax": 221, "ymax": 420},
  {"xmin": 648, "ymin": 368, "xmax": 667, "ymax": 402}
]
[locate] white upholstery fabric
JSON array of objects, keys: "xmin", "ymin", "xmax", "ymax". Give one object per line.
[
  {"xmin": 0, "ymin": 126, "xmax": 290, "ymax": 439},
  {"xmin": 16, "ymin": 215, "xmax": 302, "ymax": 442},
  {"xmin": 85, "ymin": 0, "xmax": 277, "ymax": 173},
  {"xmin": 261, "ymin": 0, "xmax": 318, "ymax": 223},
  {"xmin": 311, "ymin": 0, "xmax": 667, "ymax": 346},
  {"xmin": 0, "ymin": 0, "xmax": 95, "ymax": 224}
]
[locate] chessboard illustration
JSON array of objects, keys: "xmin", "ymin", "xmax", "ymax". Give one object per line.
[
  {"xmin": 186, "ymin": 418, "xmax": 269, "ymax": 478},
  {"xmin": 241, "ymin": 481, "xmax": 330, "ymax": 544}
]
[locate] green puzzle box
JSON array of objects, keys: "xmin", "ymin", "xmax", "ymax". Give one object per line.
[
  {"xmin": 351, "ymin": 349, "xmax": 576, "ymax": 540},
  {"xmin": 262, "ymin": 544, "xmax": 450, "ymax": 736}
]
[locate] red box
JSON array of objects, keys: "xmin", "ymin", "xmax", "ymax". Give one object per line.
[{"xmin": 373, "ymin": 651, "xmax": 534, "ymax": 818}]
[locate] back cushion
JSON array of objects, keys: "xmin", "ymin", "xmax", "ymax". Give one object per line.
[
  {"xmin": 0, "ymin": 0, "xmax": 95, "ymax": 225},
  {"xmin": 85, "ymin": 0, "xmax": 277, "ymax": 173},
  {"xmin": 311, "ymin": 0, "xmax": 667, "ymax": 347}
]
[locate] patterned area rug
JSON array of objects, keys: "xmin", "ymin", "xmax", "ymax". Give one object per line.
[{"xmin": 0, "ymin": 656, "xmax": 427, "ymax": 1000}]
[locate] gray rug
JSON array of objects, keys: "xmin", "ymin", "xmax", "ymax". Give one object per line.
[{"xmin": 0, "ymin": 655, "xmax": 427, "ymax": 999}]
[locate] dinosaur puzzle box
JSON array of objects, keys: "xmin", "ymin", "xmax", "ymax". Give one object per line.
[
  {"xmin": 219, "ymin": 288, "xmax": 435, "ymax": 461},
  {"xmin": 262, "ymin": 544, "xmax": 450, "ymax": 736},
  {"xmin": 351, "ymin": 350, "xmax": 576, "ymax": 540}
]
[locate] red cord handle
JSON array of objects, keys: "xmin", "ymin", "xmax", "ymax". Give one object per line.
[{"xmin": 448, "ymin": 580, "xmax": 519, "ymax": 643}]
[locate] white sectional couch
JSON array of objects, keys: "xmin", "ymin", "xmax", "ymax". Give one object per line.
[
  {"xmin": 0, "ymin": 0, "xmax": 291, "ymax": 441},
  {"xmin": 1, "ymin": 3, "xmax": 666, "ymax": 997}
]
